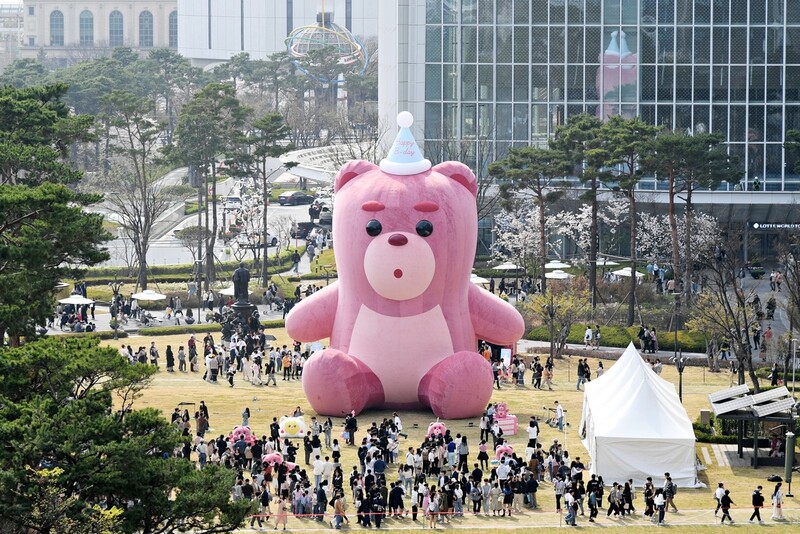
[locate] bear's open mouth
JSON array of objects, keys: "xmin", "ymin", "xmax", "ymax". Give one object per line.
[{"xmin": 393, "ymin": 269, "xmax": 403, "ymax": 278}]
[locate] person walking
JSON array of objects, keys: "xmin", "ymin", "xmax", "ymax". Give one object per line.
[
  {"xmin": 771, "ymin": 482, "xmax": 784, "ymax": 520},
  {"xmin": 719, "ymin": 489, "xmax": 735, "ymax": 524},
  {"xmin": 653, "ymin": 488, "xmax": 666, "ymax": 525},
  {"xmin": 714, "ymin": 482, "xmax": 725, "ymax": 515},
  {"xmin": 749, "ymin": 485, "xmax": 765, "ymax": 524}
]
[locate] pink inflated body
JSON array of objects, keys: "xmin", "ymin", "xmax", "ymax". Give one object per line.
[{"xmin": 286, "ymin": 160, "xmax": 525, "ymax": 419}]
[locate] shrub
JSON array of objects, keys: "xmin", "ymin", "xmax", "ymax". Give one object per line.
[
  {"xmin": 692, "ymin": 414, "xmax": 737, "ymax": 444},
  {"xmin": 142, "ymin": 319, "xmax": 285, "ymax": 337},
  {"xmin": 525, "ymin": 323, "xmax": 706, "ymax": 353},
  {"xmin": 58, "ymin": 331, "xmax": 129, "ymax": 340}
]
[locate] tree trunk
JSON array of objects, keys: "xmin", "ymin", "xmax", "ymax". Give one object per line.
[
  {"xmin": 539, "ymin": 199, "xmax": 547, "ymax": 295},
  {"xmin": 206, "ymin": 164, "xmax": 218, "ymax": 287},
  {"xmin": 628, "ymin": 192, "xmax": 637, "ymax": 327},
  {"xmin": 589, "ymin": 176, "xmax": 598, "ymax": 311},
  {"xmin": 683, "ymin": 188, "xmax": 694, "ymax": 313},
  {"xmin": 668, "ymin": 172, "xmax": 680, "ymax": 323},
  {"xmin": 261, "ymin": 161, "xmax": 270, "ymax": 286},
  {"xmin": 137, "ymin": 240, "xmax": 148, "ymax": 290}
]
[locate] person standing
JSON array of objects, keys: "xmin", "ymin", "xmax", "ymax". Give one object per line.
[
  {"xmin": 555, "ymin": 401, "xmax": 564, "ymax": 432},
  {"xmin": 771, "ymin": 482, "xmax": 784, "ymax": 520},
  {"xmin": 720, "ymin": 489, "xmax": 735, "ymax": 524},
  {"xmin": 177, "ymin": 345, "xmax": 187, "ymax": 372},
  {"xmin": 749, "ymin": 485, "xmax": 765, "ymax": 524}
]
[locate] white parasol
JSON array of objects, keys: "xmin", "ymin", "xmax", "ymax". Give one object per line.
[
  {"xmin": 493, "ymin": 262, "xmax": 521, "ymax": 271},
  {"xmin": 470, "ymin": 274, "xmax": 490, "ymax": 285},
  {"xmin": 598, "ymin": 257, "xmax": 620, "ymax": 267},
  {"xmin": 218, "ymin": 285, "xmax": 253, "ymax": 297},
  {"xmin": 545, "ymin": 269, "xmax": 574, "ymax": 280},
  {"xmin": 545, "ymin": 261, "xmax": 571, "ymax": 269},
  {"xmin": 58, "ymin": 294, "xmax": 94, "ymax": 305},
  {"xmin": 611, "ymin": 267, "xmax": 644, "ymax": 278},
  {"xmin": 130, "ymin": 289, "xmax": 167, "ymax": 301}
]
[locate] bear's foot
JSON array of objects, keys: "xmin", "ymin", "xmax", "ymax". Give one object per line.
[
  {"xmin": 302, "ymin": 348, "xmax": 384, "ymax": 416},
  {"xmin": 418, "ymin": 351, "xmax": 493, "ymax": 419}
]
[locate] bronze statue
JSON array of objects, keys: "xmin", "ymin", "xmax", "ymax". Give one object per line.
[{"xmin": 232, "ymin": 262, "xmax": 250, "ymax": 303}]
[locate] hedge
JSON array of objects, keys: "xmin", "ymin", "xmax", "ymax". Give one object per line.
[
  {"xmin": 56, "ymin": 331, "xmax": 129, "ymax": 340},
  {"xmin": 755, "ymin": 367, "xmax": 800, "ymax": 382},
  {"xmin": 693, "ymin": 414, "xmax": 737, "ymax": 444},
  {"xmin": 526, "ymin": 324, "xmax": 707, "ymax": 353},
  {"xmin": 142, "ymin": 319, "xmax": 285, "ymax": 337}
]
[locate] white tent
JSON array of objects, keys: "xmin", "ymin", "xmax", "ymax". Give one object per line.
[{"xmin": 579, "ymin": 343, "xmax": 702, "ymax": 488}]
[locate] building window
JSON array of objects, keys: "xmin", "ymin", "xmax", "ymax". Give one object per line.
[
  {"xmin": 139, "ymin": 11, "xmax": 153, "ymax": 48},
  {"xmin": 109, "ymin": 11, "xmax": 124, "ymax": 47},
  {"xmin": 28, "ymin": 37, "xmax": 35, "ymax": 46},
  {"xmin": 28, "ymin": 6, "xmax": 34, "ymax": 16},
  {"xmin": 79, "ymin": 10, "xmax": 94, "ymax": 47},
  {"xmin": 49, "ymin": 10, "xmax": 64, "ymax": 46},
  {"xmin": 169, "ymin": 11, "xmax": 178, "ymax": 48}
]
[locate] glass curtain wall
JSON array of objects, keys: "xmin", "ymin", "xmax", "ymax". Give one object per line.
[{"xmin": 423, "ymin": 0, "xmax": 800, "ymax": 191}]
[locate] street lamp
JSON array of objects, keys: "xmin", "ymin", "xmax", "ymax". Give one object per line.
[
  {"xmin": 108, "ymin": 275, "xmax": 124, "ymax": 340},
  {"xmin": 674, "ymin": 350, "xmax": 686, "ymax": 402},
  {"xmin": 322, "ymin": 264, "xmax": 333, "ymax": 286}
]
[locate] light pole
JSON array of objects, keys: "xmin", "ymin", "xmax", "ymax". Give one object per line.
[
  {"xmin": 674, "ymin": 350, "xmax": 686, "ymax": 402},
  {"xmin": 322, "ymin": 264, "xmax": 333, "ymax": 286},
  {"xmin": 108, "ymin": 275, "xmax": 124, "ymax": 340}
]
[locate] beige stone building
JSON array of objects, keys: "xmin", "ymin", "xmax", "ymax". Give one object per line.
[{"xmin": 20, "ymin": 1, "xmax": 176, "ymax": 62}]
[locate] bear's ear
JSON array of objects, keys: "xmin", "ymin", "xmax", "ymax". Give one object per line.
[
  {"xmin": 279, "ymin": 416, "xmax": 287, "ymax": 423},
  {"xmin": 432, "ymin": 161, "xmax": 478, "ymax": 197},
  {"xmin": 334, "ymin": 160, "xmax": 379, "ymax": 192}
]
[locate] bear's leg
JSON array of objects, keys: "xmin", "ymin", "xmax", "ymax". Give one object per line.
[
  {"xmin": 418, "ymin": 351, "xmax": 494, "ymax": 419},
  {"xmin": 302, "ymin": 348, "xmax": 384, "ymax": 416}
]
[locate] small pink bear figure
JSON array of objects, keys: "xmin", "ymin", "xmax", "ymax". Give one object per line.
[
  {"xmin": 495, "ymin": 443, "xmax": 515, "ymax": 461},
  {"xmin": 228, "ymin": 425, "xmax": 256, "ymax": 446},
  {"xmin": 286, "ymin": 112, "xmax": 525, "ymax": 419},
  {"xmin": 425, "ymin": 421, "xmax": 448, "ymax": 439}
]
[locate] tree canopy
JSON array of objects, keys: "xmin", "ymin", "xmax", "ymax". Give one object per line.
[{"xmin": 0, "ymin": 337, "xmax": 254, "ymax": 533}]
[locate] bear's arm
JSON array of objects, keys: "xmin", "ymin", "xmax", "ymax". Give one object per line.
[
  {"xmin": 285, "ymin": 283, "xmax": 339, "ymax": 341},
  {"xmin": 468, "ymin": 283, "xmax": 525, "ymax": 344}
]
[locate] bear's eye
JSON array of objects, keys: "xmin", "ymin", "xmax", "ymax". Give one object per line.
[
  {"xmin": 416, "ymin": 220, "xmax": 433, "ymax": 237},
  {"xmin": 366, "ymin": 219, "xmax": 382, "ymax": 236}
]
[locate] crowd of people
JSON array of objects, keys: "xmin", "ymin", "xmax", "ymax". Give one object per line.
[{"xmin": 158, "ymin": 393, "xmax": 797, "ymax": 531}]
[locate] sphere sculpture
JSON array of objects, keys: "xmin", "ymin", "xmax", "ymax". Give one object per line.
[{"xmin": 285, "ymin": 11, "xmax": 368, "ymax": 84}]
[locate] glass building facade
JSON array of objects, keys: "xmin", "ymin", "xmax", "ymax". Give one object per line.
[{"xmin": 422, "ymin": 0, "xmax": 800, "ymax": 191}]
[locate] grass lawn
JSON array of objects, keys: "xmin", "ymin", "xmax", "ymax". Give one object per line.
[{"xmin": 102, "ymin": 334, "xmax": 798, "ymax": 532}]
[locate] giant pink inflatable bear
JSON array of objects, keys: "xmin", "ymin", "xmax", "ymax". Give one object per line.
[{"xmin": 286, "ymin": 112, "xmax": 524, "ymax": 419}]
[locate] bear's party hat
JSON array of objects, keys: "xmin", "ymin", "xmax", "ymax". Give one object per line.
[{"xmin": 379, "ymin": 111, "xmax": 432, "ymax": 175}]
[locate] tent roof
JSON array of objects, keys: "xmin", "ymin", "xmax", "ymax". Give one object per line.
[{"xmin": 583, "ymin": 343, "xmax": 695, "ymax": 440}]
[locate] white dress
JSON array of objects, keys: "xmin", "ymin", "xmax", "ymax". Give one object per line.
[{"xmin": 771, "ymin": 490, "xmax": 783, "ymax": 519}]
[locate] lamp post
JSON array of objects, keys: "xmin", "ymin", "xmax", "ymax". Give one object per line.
[
  {"xmin": 322, "ymin": 264, "xmax": 333, "ymax": 286},
  {"xmin": 674, "ymin": 350, "xmax": 686, "ymax": 402},
  {"xmin": 108, "ymin": 275, "xmax": 124, "ymax": 340}
]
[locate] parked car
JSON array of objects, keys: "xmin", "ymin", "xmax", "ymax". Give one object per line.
[
  {"xmin": 223, "ymin": 196, "xmax": 243, "ymax": 211},
  {"xmin": 236, "ymin": 231, "xmax": 278, "ymax": 248},
  {"xmin": 291, "ymin": 221, "xmax": 318, "ymax": 240},
  {"xmin": 278, "ymin": 190, "xmax": 315, "ymax": 206}
]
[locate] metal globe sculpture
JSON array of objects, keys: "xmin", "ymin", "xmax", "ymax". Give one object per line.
[{"xmin": 285, "ymin": 11, "xmax": 368, "ymax": 84}]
